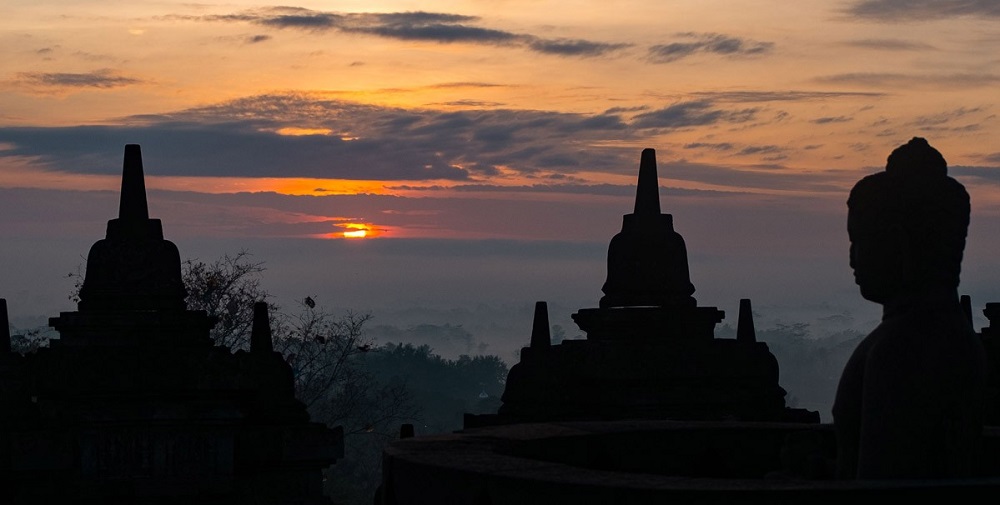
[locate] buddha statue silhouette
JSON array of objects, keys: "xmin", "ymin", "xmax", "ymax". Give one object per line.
[{"xmin": 832, "ymin": 137, "xmax": 988, "ymax": 479}]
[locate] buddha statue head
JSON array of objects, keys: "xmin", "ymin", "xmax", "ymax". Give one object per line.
[{"xmin": 847, "ymin": 137, "xmax": 970, "ymax": 304}]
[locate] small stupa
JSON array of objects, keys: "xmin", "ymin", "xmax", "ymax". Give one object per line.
[
  {"xmin": 470, "ymin": 148, "xmax": 817, "ymax": 425},
  {"xmin": 4, "ymin": 145, "xmax": 342, "ymax": 504}
]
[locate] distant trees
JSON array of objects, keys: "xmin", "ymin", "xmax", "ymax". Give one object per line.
[
  {"xmin": 167, "ymin": 251, "xmax": 508, "ymax": 505},
  {"xmin": 750, "ymin": 323, "xmax": 861, "ymax": 421},
  {"xmin": 359, "ymin": 343, "xmax": 507, "ymax": 433},
  {"xmin": 180, "ymin": 251, "xmax": 419, "ymax": 430},
  {"xmin": 7, "ymin": 325, "xmax": 54, "ymax": 355},
  {"xmin": 323, "ymin": 342, "xmax": 508, "ymax": 504}
]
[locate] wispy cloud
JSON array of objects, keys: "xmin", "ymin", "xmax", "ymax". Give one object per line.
[
  {"xmin": 910, "ymin": 106, "xmax": 986, "ymax": 126},
  {"xmin": 342, "ymin": 13, "xmax": 519, "ymax": 44},
  {"xmin": 737, "ymin": 145, "xmax": 783, "ymax": 156},
  {"xmin": 632, "ymin": 101, "xmax": 759, "ymax": 129},
  {"xmin": 16, "ymin": 69, "xmax": 142, "ymax": 89},
  {"xmin": 905, "ymin": 106, "xmax": 991, "ymax": 132},
  {"xmin": 427, "ymin": 82, "xmax": 509, "ymax": 89},
  {"xmin": 683, "ymin": 142, "xmax": 735, "ymax": 151},
  {"xmin": 661, "ymin": 161, "xmax": 852, "ymax": 193},
  {"xmin": 395, "ymin": 182, "xmax": 738, "ymax": 198},
  {"xmin": 950, "ymin": 165, "xmax": 1000, "ymax": 184},
  {"xmin": 688, "ymin": 90, "xmax": 885, "ymax": 102},
  {"xmin": 811, "ymin": 115, "xmax": 854, "ymax": 124},
  {"xmin": 684, "ymin": 142, "xmax": 795, "ymax": 161},
  {"xmin": 814, "ymin": 72, "xmax": 1000, "ymax": 89},
  {"xmin": 526, "ymin": 38, "xmax": 632, "ymax": 57},
  {"xmin": 176, "ymin": 7, "xmax": 628, "ymax": 58},
  {"xmin": 647, "ymin": 32, "xmax": 773, "ymax": 63},
  {"xmin": 844, "ymin": 0, "xmax": 1000, "ymax": 21},
  {"xmin": 253, "ymin": 8, "xmax": 343, "ymax": 30},
  {"xmin": 841, "ymin": 38, "xmax": 935, "ymax": 50},
  {"xmin": 428, "ymin": 99, "xmax": 506, "ymax": 107}
]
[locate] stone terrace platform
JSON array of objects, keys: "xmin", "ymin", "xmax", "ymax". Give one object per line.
[{"xmin": 380, "ymin": 421, "xmax": 1000, "ymax": 504}]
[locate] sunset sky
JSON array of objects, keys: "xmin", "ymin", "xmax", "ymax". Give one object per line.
[{"xmin": 2, "ymin": 0, "xmax": 999, "ymax": 352}]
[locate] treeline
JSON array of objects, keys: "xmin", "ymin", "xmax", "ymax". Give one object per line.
[{"xmin": 327, "ymin": 342, "xmax": 506, "ymax": 504}]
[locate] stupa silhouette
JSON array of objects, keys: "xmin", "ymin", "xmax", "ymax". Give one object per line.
[
  {"xmin": 0, "ymin": 145, "xmax": 342, "ymax": 504},
  {"xmin": 470, "ymin": 148, "xmax": 817, "ymax": 425}
]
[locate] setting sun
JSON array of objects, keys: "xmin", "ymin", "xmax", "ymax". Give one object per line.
[{"xmin": 342, "ymin": 222, "xmax": 373, "ymax": 239}]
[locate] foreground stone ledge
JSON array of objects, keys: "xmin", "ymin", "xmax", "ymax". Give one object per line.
[{"xmin": 381, "ymin": 421, "xmax": 1000, "ymax": 505}]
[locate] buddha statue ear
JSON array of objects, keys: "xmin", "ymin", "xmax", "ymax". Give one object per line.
[{"xmin": 850, "ymin": 222, "xmax": 915, "ymax": 304}]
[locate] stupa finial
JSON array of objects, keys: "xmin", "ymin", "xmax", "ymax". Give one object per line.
[
  {"xmin": 530, "ymin": 301, "xmax": 551, "ymax": 348},
  {"xmin": 1, "ymin": 298, "xmax": 11, "ymax": 354},
  {"xmin": 633, "ymin": 148, "xmax": 661, "ymax": 216},
  {"xmin": 737, "ymin": 298, "xmax": 757, "ymax": 343},
  {"xmin": 119, "ymin": 144, "xmax": 149, "ymax": 221},
  {"xmin": 251, "ymin": 301, "xmax": 274, "ymax": 354},
  {"xmin": 105, "ymin": 144, "xmax": 162, "ymax": 241}
]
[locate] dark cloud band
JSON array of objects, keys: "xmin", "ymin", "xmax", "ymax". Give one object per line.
[
  {"xmin": 845, "ymin": 0, "xmax": 1000, "ymax": 21},
  {"xmin": 0, "ymin": 92, "xmax": 872, "ymax": 189},
  {"xmin": 648, "ymin": 33, "xmax": 773, "ymax": 63},
  {"xmin": 187, "ymin": 7, "xmax": 628, "ymax": 58},
  {"xmin": 16, "ymin": 69, "xmax": 141, "ymax": 89}
]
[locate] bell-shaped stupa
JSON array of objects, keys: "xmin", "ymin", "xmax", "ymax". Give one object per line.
[
  {"xmin": 469, "ymin": 148, "xmax": 817, "ymax": 426},
  {"xmin": 77, "ymin": 144, "xmax": 187, "ymax": 312},
  {"xmin": 599, "ymin": 148, "xmax": 696, "ymax": 309}
]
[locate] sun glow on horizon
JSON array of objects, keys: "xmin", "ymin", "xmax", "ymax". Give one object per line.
[
  {"xmin": 338, "ymin": 222, "xmax": 377, "ymax": 239},
  {"xmin": 155, "ymin": 176, "xmax": 393, "ymax": 196},
  {"xmin": 274, "ymin": 127, "xmax": 334, "ymax": 137}
]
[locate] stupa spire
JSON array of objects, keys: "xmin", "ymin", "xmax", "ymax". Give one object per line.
[
  {"xmin": 530, "ymin": 301, "xmax": 551, "ymax": 348},
  {"xmin": 737, "ymin": 298, "xmax": 757, "ymax": 343},
  {"xmin": 1, "ymin": 298, "xmax": 11, "ymax": 354},
  {"xmin": 119, "ymin": 144, "xmax": 150, "ymax": 221},
  {"xmin": 251, "ymin": 301, "xmax": 274, "ymax": 354},
  {"xmin": 633, "ymin": 148, "xmax": 661, "ymax": 216}
]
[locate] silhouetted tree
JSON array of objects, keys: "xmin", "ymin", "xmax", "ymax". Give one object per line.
[
  {"xmin": 177, "ymin": 252, "xmax": 420, "ymax": 430},
  {"xmin": 7, "ymin": 325, "xmax": 55, "ymax": 354},
  {"xmin": 182, "ymin": 250, "xmax": 269, "ymax": 350}
]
